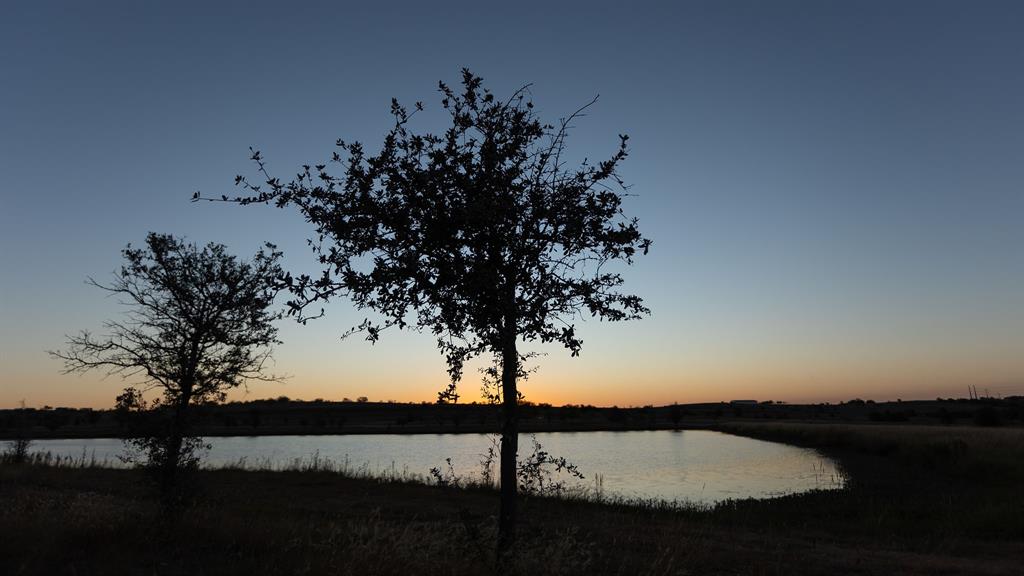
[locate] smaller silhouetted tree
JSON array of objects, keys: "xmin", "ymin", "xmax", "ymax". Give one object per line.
[{"xmin": 51, "ymin": 233, "xmax": 283, "ymax": 504}]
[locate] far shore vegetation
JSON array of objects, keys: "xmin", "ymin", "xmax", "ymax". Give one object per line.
[{"xmin": 2, "ymin": 396, "xmax": 1021, "ymax": 440}]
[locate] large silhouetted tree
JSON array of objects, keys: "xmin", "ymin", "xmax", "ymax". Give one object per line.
[
  {"xmin": 205, "ymin": 70, "xmax": 650, "ymax": 550},
  {"xmin": 52, "ymin": 233, "xmax": 283, "ymax": 502}
]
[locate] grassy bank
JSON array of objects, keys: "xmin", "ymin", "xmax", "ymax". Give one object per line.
[
  {"xmin": 707, "ymin": 423, "xmax": 1024, "ymax": 545},
  {"xmin": 716, "ymin": 421, "xmax": 1024, "ymax": 478},
  {"xmin": 2, "ymin": 423, "xmax": 1023, "ymax": 575}
]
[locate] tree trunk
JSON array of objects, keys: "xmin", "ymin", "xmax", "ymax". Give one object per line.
[
  {"xmin": 497, "ymin": 324, "xmax": 519, "ymax": 554},
  {"xmin": 163, "ymin": 410, "xmax": 183, "ymax": 481},
  {"xmin": 160, "ymin": 391, "xmax": 190, "ymax": 511}
]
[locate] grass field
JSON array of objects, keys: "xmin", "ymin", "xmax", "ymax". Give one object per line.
[{"xmin": 2, "ymin": 422, "xmax": 1022, "ymax": 575}]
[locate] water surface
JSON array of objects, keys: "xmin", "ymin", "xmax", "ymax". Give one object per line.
[{"xmin": 30, "ymin": 430, "xmax": 844, "ymax": 504}]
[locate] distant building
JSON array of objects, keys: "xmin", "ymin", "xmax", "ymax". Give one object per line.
[{"xmin": 729, "ymin": 400, "xmax": 758, "ymax": 405}]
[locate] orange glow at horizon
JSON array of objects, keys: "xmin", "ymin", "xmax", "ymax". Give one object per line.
[
  {"xmin": 9, "ymin": 303, "xmax": 1023, "ymax": 410},
  {"xmin": 7, "ymin": 364, "xmax": 1023, "ymax": 411}
]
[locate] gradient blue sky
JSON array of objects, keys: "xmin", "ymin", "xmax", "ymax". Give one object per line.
[{"xmin": 2, "ymin": 0, "xmax": 1023, "ymax": 408}]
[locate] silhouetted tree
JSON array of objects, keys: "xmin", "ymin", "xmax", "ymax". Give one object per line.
[
  {"xmin": 205, "ymin": 69, "xmax": 650, "ymax": 550},
  {"xmin": 3, "ymin": 401, "xmax": 32, "ymax": 464},
  {"xmin": 51, "ymin": 233, "xmax": 283, "ymax": 503},
  {"xmin": 670, "ymin": 402, "xmax": 683, "ymax": 429}
]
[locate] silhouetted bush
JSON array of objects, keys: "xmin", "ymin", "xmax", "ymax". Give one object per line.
[
  {"xmin": 2, "ymin": 437, "xmax": 31, "ymax": 464},
  {"xmin": 607, "ymin": 407, "xmax": 626, "ymax": 423},
  {"xmin": 974, "ymin": 406, "xmax": 1002, "ymax": 427},
  {"xmin": 869, "ymin": 411, "xmax": 909, "ymax": 422},
  {"xmin": 938, "ymin": 408, "xmax": 955, "ymax": 425}
]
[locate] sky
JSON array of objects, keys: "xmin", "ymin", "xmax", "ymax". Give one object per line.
[{"xmin": 2, "ymin": 0, "xmax": 1023, "ymax": 409}]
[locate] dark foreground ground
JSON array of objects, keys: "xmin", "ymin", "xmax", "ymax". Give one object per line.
[{"xmin": 2, "ymin": 422, "xmax": 1023, "ymax": 575}]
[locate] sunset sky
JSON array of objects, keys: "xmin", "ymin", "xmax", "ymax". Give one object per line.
[{"xmin": 2, "ymin": 1, "xmax": 1023, "ymax": 409}]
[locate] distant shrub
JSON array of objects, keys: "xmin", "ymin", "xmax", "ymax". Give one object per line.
[
  {"xmin": 974, "ymin": 406, "xmax": 1002, "ymax": 427},
  {"xmin": 607, "ymin": 407, "xmax": 626, "ymax": 423},
  {"xmin": 937, "ymin": 408, "xmax": 955, "ymax": 425},
  {"xmin": 869, "ymin": 411, "xmax": 909, "ymax": 422}
]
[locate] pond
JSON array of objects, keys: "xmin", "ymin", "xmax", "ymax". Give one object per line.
[{"xmin": 29, "ymin": 429, "xmax": 844, "ymax": 505}]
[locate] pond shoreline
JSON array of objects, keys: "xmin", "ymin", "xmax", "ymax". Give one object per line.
[{"xmin": 3, "ymin": 421, "xmax": 1022, "ymax": 575}]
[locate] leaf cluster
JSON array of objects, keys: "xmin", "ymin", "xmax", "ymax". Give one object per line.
[
  {"xmin": 517, "ymin": 435, "xmax": 585, "ymax": 496},
  {"xmin": 218, "ymin": 69, "xmax": 650, "ymax": 384}
]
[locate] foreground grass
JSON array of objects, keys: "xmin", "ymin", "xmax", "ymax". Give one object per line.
[{"xmin": 2, "ymin": 423, "xmax": 1023, "ymax": 575}]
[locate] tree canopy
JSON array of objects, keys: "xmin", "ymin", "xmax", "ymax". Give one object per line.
[
  {"xmin": 54, "ymin": 233, "xmax": 283, "ymax": 401},
  {"xmin": 219, "ymin": 69, "xmax": 650, "ymax": 385}
]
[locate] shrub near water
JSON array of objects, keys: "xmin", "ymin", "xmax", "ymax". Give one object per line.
[{"xmin": 1, "ymin": 438, "xmax": 32, "ymax": 464}]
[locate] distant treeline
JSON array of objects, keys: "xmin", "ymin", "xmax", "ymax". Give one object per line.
[{"xmin": 1, "ymin": 396, "xmax": 1021, "ymax": 439}]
